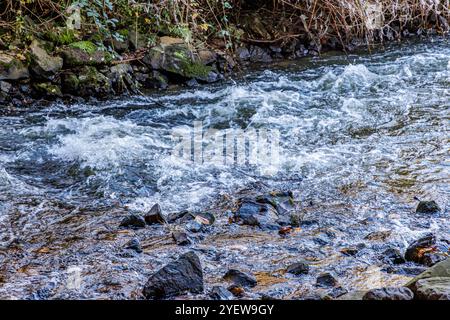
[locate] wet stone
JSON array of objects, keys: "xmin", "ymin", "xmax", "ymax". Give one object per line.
[
  {"xmin": 416, "ymin": 200, "xmax": 441, "ymax": 214},
  {"xmin": 172, "ymin": 231, "xmax": 191, "ymax": 246},
  {"xmin": 410, "ymin": 277, "xmax": 450, "ymax": 300},
  {"xmin": 227, "ymin": 285, "xmax": 245, "ymax": 297},
  {"xmin": 421, "ymin": 253, "xmax": 446, "ymax": 267},
  {"xmin": 381, "ymin": 247, "xmax": 406, "ymax": 265},
  {"xmin": 124, "ymin": 238, "xmax": 142, "ymax": 253},
  {"xmin": 316, "ymin": 273, "xmax": 339, "ymax": 288},
  {"xmin": 119, "ymin": 214, "xmax": 146, "ymax": 229},
  {"xmin": 186, "ymin": 220, "xmax": 203, "ymax": 233},
  {"xmin": 405, "ymin": 233, "xmax": 436, "ymax": 264},
  {"xmin": 223, "ymin": 269, "xmax": 257, "ymax": 288},
  {"xmin": 322, "ymin": 286, "xmax": 348, "ymax": 300},
  {"xmin": 144, "ymin": 203, "xmax": 166, "ymax": 225},
  {"xmin": 143, "ymin": 251, "xmax": 204, "ymax": 299},
  {"xmin": 362, "ymin": 287, "xmax": 414, "ymax": 300},
  {"xmin": 286, "ymin": 262, "xmax": 310, "ymax": 275},
  {"xmin": 210, "ymin": 286, "xmax": 234, "ymax": 300}
]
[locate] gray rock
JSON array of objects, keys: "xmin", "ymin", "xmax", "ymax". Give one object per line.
[
  {"xmin": 186, "ymin": 220, "xmax": 203, "ymax": 233},
  {"xmin": 411, "ymin": 277, "xmax": 450, "ymax": 300},
  {"xmin": 128, "ymin": 30, "xmax": 148, "ymax": 50},
  {"xmin": 362, "ymin": 287, "xmax": 414, "ymax": 300},
  {"xmin": 61, "ymin": 43, "xmax": 111, "ymax": 67},
  {"xmin": 0, "ymin": 52, "xmax": 29, "ymax": 80},
  {"xmin": 286, "ymin": 261, "xmax": 310, "ymax": 275},
  {"xmin": 119, "ymin": 214, "xmax": 146, "ymax": 229},
  {"xmin": 29, "ymin": 39, "xmax": 63, "ymax": 79},
  {"xmin": 234, "ymin": 199, "xmax": 279, "ymax": 230},
  {"xmin": 142, "ymin": 43, "xmax": 212, "ymax": 80},
  {"xmin": 144, "ymin": 203, "xmax": 166, "ymax": 225},
  {"xmin": 210, "ymin": 286, "xmax": 234, "ymax": 300},
  {"xmin": 172, "ymin": 231, "xmax": 191, "ymax": 246},
  {"xmin": 125, "ymin": 238, "xmax": 142, "ymax": 253},
  {"xmin": 62, "ymin": 66, "xmax": 112, "ymax": 97},
  {"xmin": 0, "ymin": 81, "xmax": 12, "ymax": 93},
  {"xmin": 223, "ymin": 269, "xmax": 257, "ymax": 288},
  {"xmin": 316, "ymin": 272, "xmax": 339, "ymax": 288},
  {"xmin": 143, "ymin": 251, "xmax": 204, "ymax": 299},
  {"xmin": 416, "ymin": 200, "xmax": 441, "ymax": 214},
  {"xmin": 381, "ymin": 247, "xmax": 406, "ymax": 265},
  {"xmin": 109, "ymin": 63, "xmax": 136, "ymax": 94},
  {"xmin": 405, "ymin": 258, "xmax": 450, "ymax": 288}
]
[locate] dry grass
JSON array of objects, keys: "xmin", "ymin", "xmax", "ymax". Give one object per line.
[{"xmin": 1, "ymin": 1, "xmax": 449, "ymax": 47}]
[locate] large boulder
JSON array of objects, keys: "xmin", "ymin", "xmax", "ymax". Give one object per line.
[
  {"xmin": 143, "ymin": 251, "xmax": 204, "ymax": 299},
  {"xmin": 410, "ymin": 277, "xmax": 450, "ymax": 300},
  {"xmin": 142, "ymin": 40, "xmax": 216, "ymax": 82},
  {"xmin": 29, "ymin": 39, "xmax": 63, "ymax": 79},
  {"xmin": 405, "ymin": 258, "xmax": 450, "ymax": 287},
  {"xmin": 0, "ymin": 52, "xmax": 29, "ymax": 80},
  {"xmin": 61, "ymin": 41, "xmax": 112, "ymax": 67},
  {"xmin": 362, "ymin": 287, "xmax": 414, "ymax": 300},
  {"xmin": 62, "ymin": 66, "xmax": 111, "ymax": 97}
]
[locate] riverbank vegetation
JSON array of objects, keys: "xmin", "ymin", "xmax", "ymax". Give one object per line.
[
  {"xmin": 1, "ymin": 1, "xmax": 449, "ymax": 106},
  {"xmin": 1, "ymin": 1, "xmax": 449, "ymax": 51}
]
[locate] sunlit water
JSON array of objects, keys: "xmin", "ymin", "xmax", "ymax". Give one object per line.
[{"xmin": 0, "ymin": 39, "xmax": 448, "ymax": 299}]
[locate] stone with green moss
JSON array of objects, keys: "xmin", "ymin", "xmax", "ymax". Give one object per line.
[
  {"xmin": 142, "ymin": 42, "xmax": 214, "ymax": 81},
  {"xmin": 61, "ymin": 42, "xmax": 112, "ymax": 67},
  {"xmin": 34, "ymin": 82, "xmax": 62, "ymax": 97},
  {"xmin": 62, "ymin": 66, "xmax": 111, "ymax": 97},
  {"xmin": 44, "ymin": 27, "xmax": 77, "ymax": 46},
  {"xmin": 0, "ymin": 52, "xmax": 29, "ymax": 80}
]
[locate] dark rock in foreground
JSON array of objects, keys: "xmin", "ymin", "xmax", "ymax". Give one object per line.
[
  {"xmin": 210, "ymin": 286, "xmax": 234, "ymax": 300},
  {"xmin": 362, "ymin": 287, "xmax": 414, "ymax": 300},
  {"xmin": 316, "ymin": 273, "xmax": 339, "ymax": 288},
  {"xmin": 416, "ymin": 200, "xmax": 441, "ymax": 214},
  {"xmin": 144, "ymin": 203, "xmax": 166, "ymax": 225},
  {"xmin": 405, "ymin": 234, "xmax": 436, "ymax": 264},
  {"xmin": 223, "ymin": 269, "xmax": 257, "ymax": 288},
  {"xmin": 381, "ymin": 247, "xmax": 406, "ymax": 265},
  {"xmin": 143, "ymin": 251, "xmax": 204, "ymax": 299},
  {"xmin": 410, "ymin": 277, "xmax": 450, "ymax": 300},
  {"xmin": 119, "ymin": 214, "xmax": 146, "ymax": 229}
]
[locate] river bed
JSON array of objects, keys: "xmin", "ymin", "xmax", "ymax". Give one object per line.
[{"xmin": 0, "ymin": 39, "xmax": 449, "ymax": 299}]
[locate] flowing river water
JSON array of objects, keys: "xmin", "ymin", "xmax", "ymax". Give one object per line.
[{"xmin": 0, "ymin": 39, "xmax": 448, "ymax": 299}]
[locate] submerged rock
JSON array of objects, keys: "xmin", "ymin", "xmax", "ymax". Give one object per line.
[
  {"xmin": 210, "ymin": 286, "xmax": 234, "ymax": 300},
  {"xmin": 362, "ymin": 287, "xmax": 414, "ymax": 300},
  {"xmin": 405, "ymin": 234, "xmax": 436, "ymax": 264},
  {"xmin": 233, "ymin": 199, "xmax": 279, "ymax": 229},
  {"xmin": 416, "ymin": 200, "xmax": 441, "ymax": 214},
  {"xmin": 316, "ymin": 273, "xmax": 339, "ymax": 288},
  {"xmin": 223, "ymin": 269, "xmax": 257, "ymax": 288},
  {"xmin": 381, "ymin": 247, "xmax": 406, "ymax": 265},
  {"xmin": 119, "ymin": 214, "xmax": 146, "ymax": 229},
  {"xmin": 144, "ymin": 203, "xmax": 166, "ymax": 225},
  {"xmin": 286, "ymin": 261, "xmax": 310, "ymax": 275},
  {"xmin": 143, "ymin": 251, "xmax": 204, "ymax": 299},
  {"xmin": 172, "ymin": 231, "xmax": 191, "ymax": 246},
  {"xmin": 124, "ymin": 238, "xmax": 142, "ymax": 253}
]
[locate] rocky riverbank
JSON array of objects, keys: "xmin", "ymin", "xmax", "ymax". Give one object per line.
[{"xmin": 0, "ymin": 26, "xmax": 440, "ymax": 109}]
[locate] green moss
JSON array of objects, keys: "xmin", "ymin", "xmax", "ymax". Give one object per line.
[
  {"xmin": 181, "ymin": 60, "xmax": 212, "ymax": 78},
  {"xmin": 45, "ymin": 28, "xmax": 77, "ymax": 45},
  {"xmin": 69, "ymin": 41, "xmax": 97, "ymax": 54}
]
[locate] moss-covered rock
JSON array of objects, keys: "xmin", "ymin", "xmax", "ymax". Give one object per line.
[
  {"xmin": 61, "ymin": 42, "xmax": 112, "ymax": 67},
  {"xmin": 142, "ymin": 42, "xmax": 216, "ymax": 82},
  {"xmin": 44, "ymin": 27, "xmax": 78, "ymax": 45},
  {"xmin": 29, "ymin": 39, "xmax": 63, "ymax": 79},
  {"xmin": 0, "ymin": 52, "xmax": 29, "ymax": 80},
  {"xmin": 33, "ymin": 82, "xmax": 62, "ymax": 97},
  {"xmin": 62, "ymin": 66, "xmax": 111, "ymax": 97}
]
